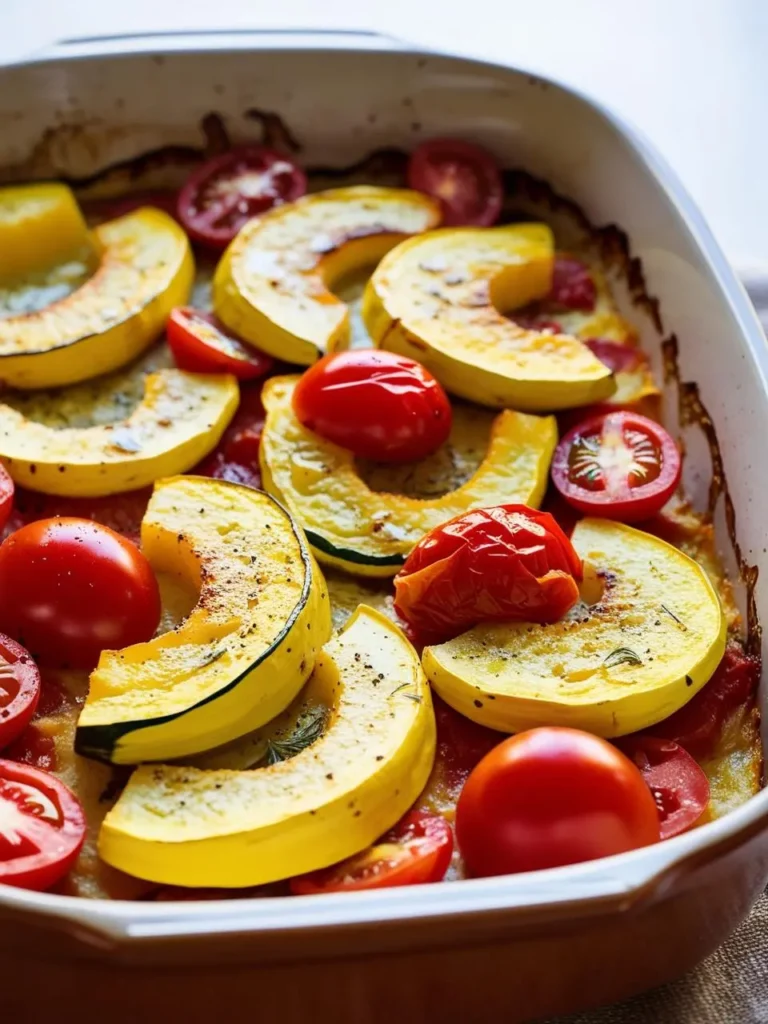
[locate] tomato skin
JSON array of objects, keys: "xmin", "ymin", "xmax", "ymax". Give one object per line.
[
  {"xmin": 178, "ymin": 146, "xmax": 307, "ymax": 249},
  {"xmin": 4, "ymin": 487, "xmax": 151, "ymax": 548},
  {"xmin": 618, "ymin": 736, "xmax": 709, "ymax": 840},
  {"xmin": 644, "ymin": 644, "xmax": 760, "ymax": 759},
  {"xmin": 289, "ymin": 811, "xmax": 454, "ymax": 895},
  {"xmin": 167, "ymin": 307, "xmax": 274, "ymax": 380},
  {"xmin": 583, "ymin": 338, "xmax": 645, "ymax": 375},
  {"xmin": 548, "ymin": 257, "xmax": 597, "ymax": 312},
  {"xmin": 0, "ymin": 759, "xmax": 86, "ymax": 891},
  {"xmin": 456, "ymin": 728, "xmax": 660, "ymax": 877},
  {"xmin": 0, "ymin": 518, "xmax": 161, "ymax": 670},
  {"xmin": 407, "ymin": 138, "xmax": 503, "ymax": 227},
  {"xmin": 394, "ymin": 504, "xmax": 582, "ymax": 641},
  {"xmin": 0, "ymin": 634, "xmax": 40, "ymax": 751},
  {"xmin": 293, "ymin": 350, "xmax": 452, "ymax": 463},
  {"xmin": 551, "ymin": 411, "xmax": 681, "ymax": 523}
]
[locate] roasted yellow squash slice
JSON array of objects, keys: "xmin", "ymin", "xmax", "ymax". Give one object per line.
[
  {"xmin": 0, "ymin": 367, "xmax": 238, "ymax": 497},
  {"xmin": 424, "ymin": 519, "xmax": 726, "ymax": 736},
  {"xmin": 98, "ymin": 605, "xmax": 435, "ymax": 887},
  {"xmin": 0, "ymin": 199, "xmax": 193, "ymax": 389},
  {"xmin": 213, "ymin": 186, "xmax": 441, "ymax": 365},
  {"xmin": 363, "ymin": 224, "xmax": 616, "ymax": 411},
  {"xmin": 260, "ymin": 375, "xmax": 557, "ymax": 576},
  {"xmin": 76, "ymin": 476, "xmax": 331, "ymax": 764}
]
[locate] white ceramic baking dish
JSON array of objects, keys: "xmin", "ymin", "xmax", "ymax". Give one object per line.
[{"xmin": 0, "ymin": 29, "xmax": 766, "ymax": 1024}]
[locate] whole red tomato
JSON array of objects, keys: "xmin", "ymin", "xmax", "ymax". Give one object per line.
[
  {"xmin": 292, "ymin": 350, "xmax": 452, "ymax": 463},
  {"xmin": 394, "ymin": 504, "xmax": 582, "ymax": 640},
  {"xmin": 456, "ymin": 727, "xmax": 660, "ymax": 877},
  {"xmin": 0, "ymin": 518, "xmax": 161, "ymax": 670}
]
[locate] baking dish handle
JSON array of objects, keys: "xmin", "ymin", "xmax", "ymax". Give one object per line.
[{"xmin": 21, "ymin": 28, "xmax": 416, "ymax": 64}]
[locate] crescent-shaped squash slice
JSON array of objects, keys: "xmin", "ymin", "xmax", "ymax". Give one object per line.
[
  {"xmin": 363, "ymin": 224, "xmax": 616, "ymax": 411},
  {"xmin": 98, "ymin": 605, "xmax": 435, "ymax": 887},
  {"xmin": 213, "ymin": 186, "xmax": 441, "ymax": 365},
  {"xmin": 0, "ymin": 368, "xmax": 239, "ymax": 497},
  {"xmin": 75, "ymin": 476, "xmax": 331, "ymax": 764},
  {"xmin": 259, "ymin": 375, "xmax": 557, "ymax": 577},
  {"xmin": 424, "ymin": 518, "xmax": 726, "ymax": 736},
  {"xmin": 0, "ymin": 200, "xmax": 193, "ymax": 389}
]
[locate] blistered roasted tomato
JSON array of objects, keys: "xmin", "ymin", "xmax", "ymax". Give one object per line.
[
  {"xmin": 456, "ymin": 728, "xmax": 660, "ymax": 877},
  {"xmin": 167, "ymin": 307, "xmax": 274, "ymax": 380},
  {"xmin": 0, "ymin": 518, "xmax": 161, "ymax": 670},
  {"xmin": 407, "ymin": 138, "xmax": 503, "ymax": 227},
  {"xmin": 394, "ymin": 504, "xmax": 582, "ymax": 640},
  {"xmin": 618, "ymin": 736, "xmax": 709, "ymax": 840},
  {"xmin": 551, "ymin": 411, "xmax": 681, "ymax": 522},
  {"xmin": 0, "ymin": 634, "xmax": 40, "ymax": 751},
  {"xmin": 547, "ymin": 256, "xmax": 597, "ymax": 311},
  {"xmin": 290, "ymin": 811, "xmax": 453, "ymax": 894},
  {"xmin": 646, "ymin": 644, "xmax": 760, "ymax": 759},
  {"xmin": 293, "ymin": 350, "xmax": 452, "ymax": 463},
  {"xmin": 0, "ymin": 759, "xmax": 86, "ymax": 890},
  {"xmin": 177, "ymin": 146, "xmax": 307, "ymax": 248}
]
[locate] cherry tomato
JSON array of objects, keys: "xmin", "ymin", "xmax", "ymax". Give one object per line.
[
  {"xmin": 547, "ymin": 257, "xmax": 597, "ymax": 312},
  {"xmin": 167, "ymin": 307, "xmax": 274, "ymax": 380},
  {"xmin": 0, "ymin": 518, "xmax": 161, "ymax": 670},
  {"xmin": 289, "ymin": 811, "xmax": 453, "ymax": 895},
  {"xmin": 456, "ymin": 728, "xmax": 660, "ymax": 877},
  {"xmin": 0, "ymin": 634, "xmax": 40, "ymax": 751},
  {"xmin": 583, "ymin": 338, "xmax": 646, "ymax": 374},
  {"xmin": 4, "ymin": 487, "xmax": 151, "ymax": 547},
  {"xmin": 293, "ymin": 350, "xmax": 452, "ymax": 463},
  {"xmin": 645, "ymin": 644, "xmax": 760, "ymax": 759},
  {"xmin": 177, "ymin": 146, "xmax": 307, "ymax": 249},
  {"xmin": 618, "ymin": 736, "xmax": 709, "ymax": 840},
  {"xmin": 195, "ymin": 381, "xmax": 265, "ymax": 489},
  {"xmin": 407, "ymin": 138, "xmax": 503, "ymax": 227},
  {"xmin": 0, "ymin": 759, "xmax": 86, "ymax": 890},
  {"xmin": 394, "ymin": 504, "xmax": 582, "ymax": 640},
  {"xmin": 551, "ymin": 411, "xmax": 681, "ymax": 523}
]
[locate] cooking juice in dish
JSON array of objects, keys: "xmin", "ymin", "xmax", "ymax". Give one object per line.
[{"xmin": 0, "ymin": 137, "xmax": 759, "ymax": 899}]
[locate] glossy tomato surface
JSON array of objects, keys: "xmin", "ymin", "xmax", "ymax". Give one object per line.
[
  {"xmin": 0, "ymin": 518, "xmax": 161, "ymax": 670},
  {"xmin": 167, "ymin": 307, "xmax": 275, "ymax": 380},
  {"xmin": 551, "ymin": 411, "xmax": 681, "ymax": 522},
  {"xmin": 289, "ymin": 811, "xmax": 454, "ymax": 894},
  {"xmin": 0, "ymin": 634, "xmax": 40, "ymax": 751},
  {"xmin": 177, "ymin": 146, "xmax": 306, "ymax": 248},
  {"xmin": 293, "ymin": 350, "xmax": 452, "ymax": 463},
  {"xmin": 456, "ymin": 728, "xmax": 660, "ymax": 877},
  {"xmin": 618, "ymin": 736, "xmax": 709, "ymax": 840},
  {"xmin": 547, "ymin": 256, "xmax": 597, "ymax": 311},
  {"xmin": 646, "ymin": 644, "xmax": 760, "ymax": 759},
  {"xmin": 0, "ymin": 759, "xmax": 86, "ymax": 890},
  {"xmin": 394, "ymin": 504, "xmax": 583, "ymax": 640},
  {"xmin": 407, "ymin": 138, "xmax": 503, "ymax": 226}
]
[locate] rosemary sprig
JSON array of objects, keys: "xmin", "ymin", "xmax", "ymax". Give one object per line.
[
  {"xmin": 660, "ymin": 604, "xmax": 687, "ymax": 630},
  {"xmin": 603, "ymin": 647, "xmax": 643, "ymax": 668},
  {"xmin": 263, "ymin": 706, "xmax": 327, "ymax": 765}
]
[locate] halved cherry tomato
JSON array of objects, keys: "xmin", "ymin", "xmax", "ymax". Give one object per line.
[
  {"xmin": 289, "ymin": 811, "xmax": 453, "ymax": 895},
  {"xmin": 0, "ymin": 635, "xmax": 40, "ymax": 751},
  {"xmin": 583, "ymin": 338, "xmax": 645, "ymax": 374},
  {"xmin": 0, "ymin": 759, "xmax": 86, "ymax": 890},
  {"xmin": 456, "ymin": 727, "xmax": 660, "ymax": 877},
  {"xmin": 618, "ymin": 737, "xmax": 710, "ymax": 840},
  {"xmin": 167, "ymin": 307, "xmax": 275, "ymax": 380},
  {"xmin": 195, "ymin": 381, "xmax": 265, "ymax": 489},
  {"xmin": 394, "ymin": 504, "xmax": 582, "ymax": 641},
  {"xmin": 0, "ymin": 466, "xmax": 14, "ymax": 534},
  {"xmin": 177, "ymin": 146, "xmax": 307, "ymax": 248},
  {"xmin": 0, "ymin": 518, "xmax": 161, "ymax": 670},
  {"xmin": 645, "ymin": 644, "xmax": 760, "ymax": 759},
  {"xmin": 293, "ymin": 350, "xmax": 452, "ymax": 463},
  {"xmin": 407, "ymin": 138, "xmax": 503, "ymax": 227},
  {"xmin": 551, "ymin": 411, "xmax": 681, "ymax": 523},
  {"xmin": 547, "ymin": 256, "xmax": 597, "ymax": 311}
]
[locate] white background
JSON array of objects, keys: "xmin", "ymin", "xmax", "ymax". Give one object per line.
[{"xmin": 2, "ymin": 0, "xmax": 766, "ymax": 269}]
